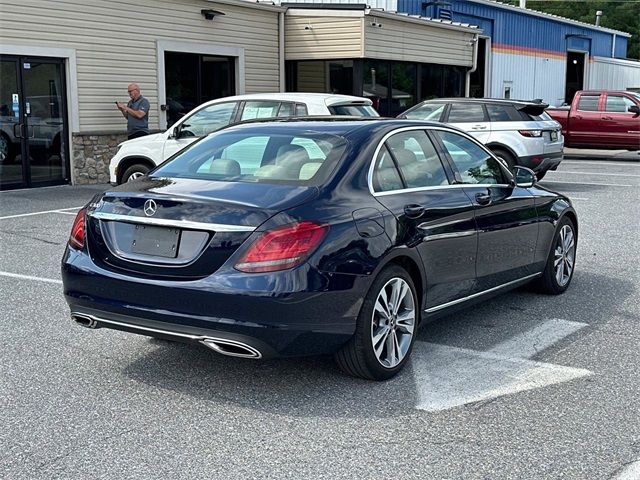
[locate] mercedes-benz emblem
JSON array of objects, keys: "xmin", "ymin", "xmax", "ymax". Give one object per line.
[{"xmin": 143, "ymin": 199, "xmax": 157, "ymax": 217}]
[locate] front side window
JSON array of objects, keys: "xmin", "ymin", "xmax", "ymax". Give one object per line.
[
  {"xmin": 576, "ymin": 95, "xmax": 600, "ymax": 112},
  {"xmin": 435, "ymin": 131, "xmax": 506, "ymax": 185},
  {"xmin": 402, "ymin": 103, "xmax": 446, "ymax": 121},
  {"xmin": 180, "ymin": 102, "xmax": 236, "ymax": 137},
  {"xmin": 604, "ymin": 95, "xmax": 635, "ymax": 113},
  {"xmin": 154, "ymin": 130, "xmax": 347, "ymax": 185},
  {"xmin": 447, "ymin": 103, "xmax": 486, "ymax": 123}
]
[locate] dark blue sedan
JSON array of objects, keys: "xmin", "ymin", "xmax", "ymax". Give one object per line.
[{"xmin": 62, "ymin": 119, "xmax": 578, "ymax": 380}]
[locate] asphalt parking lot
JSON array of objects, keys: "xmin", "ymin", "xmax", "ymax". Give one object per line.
[{"xmin": 1, "ymin": 157, "xmax": 639, "ymax": 479}]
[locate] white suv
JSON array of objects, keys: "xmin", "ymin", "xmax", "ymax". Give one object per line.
[
  {"xmin": 399, "ymin": 98, "xmax": 563, "ymax": 179},
  {"xmin": 109, "ymin": 93, "xmax": 378, "ymax": 184}
]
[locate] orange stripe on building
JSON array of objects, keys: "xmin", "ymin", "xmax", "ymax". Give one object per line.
[{"xmin": 492, "ymin": 43, "xmax": 567, "ymax": 60}]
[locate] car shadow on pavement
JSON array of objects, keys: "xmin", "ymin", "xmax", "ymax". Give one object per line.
[{"xmin": 120, "ymin": 270, "xmax": 632, "ymax": 418}]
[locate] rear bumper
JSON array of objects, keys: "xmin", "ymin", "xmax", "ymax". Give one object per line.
[
  {"xmin": 519, "ymin": 151, "xmax": 563, "ymax": 172},
  {"xmin": 62, "ymin": 249, "xmax": 368, "ymax": 358}
]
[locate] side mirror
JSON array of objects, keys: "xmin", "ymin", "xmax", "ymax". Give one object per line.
[
  {"xmin": 513, "ymin": 165, "xmax": 536, "ymax": 188},
  {"xmin": 628, "ymin": 105, "xmax": 640, "ymax": 115}
]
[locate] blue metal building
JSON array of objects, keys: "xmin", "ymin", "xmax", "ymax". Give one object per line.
[{"xmin": 397, "ymin": 0, "xmax": 636, "ymax": 105}]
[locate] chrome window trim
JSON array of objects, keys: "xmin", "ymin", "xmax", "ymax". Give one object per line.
[
  {"xmin": 367, "ymin": 125, "xmax": 512, "ymax": 197},
  {"xmin": 424, "ymin": 273, "xmax": 542, "ymax": 314},
  {"xmin": 89, "ymin": 211, "xmax": 256, "ymax": 232}
]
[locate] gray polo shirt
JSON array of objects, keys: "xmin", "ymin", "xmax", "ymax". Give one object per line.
[{"xmin": 127, "ymin": 95, "xmax": 150, "ymax": 135}]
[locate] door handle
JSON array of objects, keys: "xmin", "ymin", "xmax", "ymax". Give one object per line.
[
  {"xmin": 575, "ymin": 115, "xmax": 583, "ymax": 120},
  {"xmin": 404, "ymin": 204, "xmax": 425, "ymax": 218},
  {"xmin": 13, "ymin": 123, "xmax": 22, "ymax": 139},
  {"xmin": 472, "ymin": 125, "xmax": 488, "ymax": 130},
  {"xmin": 25, "ymin": 124, "xmax": 35, "ymax": 138},
  {"xmin": 601, "ymin": 116, "xmax": 613, "ymax": 120},
  {"xmin": 475, "ymin": 192, "xmax": 491, "ymax": 206}
]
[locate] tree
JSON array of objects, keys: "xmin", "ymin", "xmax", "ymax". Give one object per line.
[{"xmin": 504, "ymin": 1, "xmax": 639, "ymax": 59}]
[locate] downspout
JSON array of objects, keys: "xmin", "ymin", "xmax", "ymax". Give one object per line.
[
  {"xmin": 465, "ymin": 33, "xmax": 479, "ymax": 97},
  {"xmin": 611, "ymin": 33, "xmax": 616, "ymax": 58},
  {"xmin": 279, "ymin": 10, "xmax": 285, "ymax": 92}
]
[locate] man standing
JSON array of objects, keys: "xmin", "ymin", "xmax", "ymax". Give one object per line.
[{"xmin": 116, "ymin": 83, "xmax": 150, "ymax": 140}]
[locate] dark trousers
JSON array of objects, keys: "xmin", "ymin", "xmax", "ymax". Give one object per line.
[{"xmin": 128, "ymin": 131, "xmax": 149, "ymax": 140}]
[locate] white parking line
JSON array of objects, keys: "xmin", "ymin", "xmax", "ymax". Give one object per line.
[
  {"xmin": 562, "ymin": 160, "xmax": 640, "ymax": 167},
  {"xmin": 540, "ymin": 180, "xmax": 634, "ymax": 187},
  {"xmin": 612, "ymin": 460, "xmax": 640, "ymax": 480},
  {"xmin": 550, "ymin": 171, "xmax": 640, "ymax": 178},
  {"xmin": 0, "ymin": 271, "xmax": 62, "ymax": 285},
  {"xmin": 0, "ymin": 206, "xmax": 83, "ymax": 221},
  {"xmin": 55, "ymin": 211, "xmax": 81, "ymax": 216},
  {"xmin": 413, "ymin": 319, "xmax": 591, "ymax": 412}
]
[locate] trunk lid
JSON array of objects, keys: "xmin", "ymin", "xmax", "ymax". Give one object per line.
[{"xmin": 86, "ymin": 177, "xmax": 317, "ymax": 279}]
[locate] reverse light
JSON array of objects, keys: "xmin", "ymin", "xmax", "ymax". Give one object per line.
[
  {"xmin": 68, "ymin": 208, "xmax": 87, "ymax": 249},
  {"xmin": 235, "ymin": 221, "xmax": 329, "ymax": 273},
  {"xmin": 518, "ymin": 129, "xmax": 543, "ymax": 137}
]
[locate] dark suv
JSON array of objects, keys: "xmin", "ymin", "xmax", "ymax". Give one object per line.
[{"xmin": 399, "ymin": 98, "xmax": 563, "ymax": 179}]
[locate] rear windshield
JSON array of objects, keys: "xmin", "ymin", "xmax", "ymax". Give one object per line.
[
  {"xmin": 152, "ymin": 130, "xmax": 348, "ymax": 185},
  {"xmin": 523, "ymin": 111, "xmax": 554, "ymax": 121},
  {"xmin": 328, "ymin": 104, "xmax": 379, "ymax": 117}
]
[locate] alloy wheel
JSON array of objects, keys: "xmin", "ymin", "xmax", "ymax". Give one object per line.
[
  {"xmin": 554, "ymin": 224, "xmax": 575, "ymax": 287},
  {"xmin": 127, "ymin": 171, "xmax": 145, "ymax": 182},
  {"xmin": 370, "ymin": 277, "xmax": 416, "ymax": 368}
]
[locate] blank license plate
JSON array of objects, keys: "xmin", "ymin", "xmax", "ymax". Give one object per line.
[
  {"xmin": 131, "ymin": 225, "xmax": 180, "ymax": 258},
  {"xmin": 550, "ymin": 131, "xmax": 558, "ymax": 141}
]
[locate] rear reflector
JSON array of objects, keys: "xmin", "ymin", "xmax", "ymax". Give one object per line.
[
  {"xmin": 235, "ymin": 221, "xmax": 329, "ymax": 273},
  {"xmin": 518, "ymin": 129, "xmax": 543, "ymax": 137},
  {"xmin": 68, "ymin": 208, "xmax": 87, "ymax": 249}
]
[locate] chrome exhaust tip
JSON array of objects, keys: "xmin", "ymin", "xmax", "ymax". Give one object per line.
[
  {"xmin": 71, "ymin": 314, "xmax": 98, "ymax": 329},
  {"xmin": 200, "ymin": 338, "xmax": 262, "ymax": 359}
]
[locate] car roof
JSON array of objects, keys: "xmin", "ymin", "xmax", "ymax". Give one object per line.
[
  {"xmin": 219, "ymin": 117, "xmax": 454, "ymax": 136},
  {"xmin": 199, "ymin": 92, "xmax": 373, "ymax": 107},
  {"xmin": 422, "ymin": 97, "xmax": 546, "ymax": 107}
]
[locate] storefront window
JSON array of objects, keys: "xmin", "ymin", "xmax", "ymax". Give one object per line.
[
  {"xmin": 363, "ymin": 60, "xmax": 390, "ymax": 115},
  {"xmin": 391, "ymin": 63, "xmax": 416, "ymax": 116},
  {"xmin": 287, "ymin": 60, "xmax": 354, "ymax": 95}
]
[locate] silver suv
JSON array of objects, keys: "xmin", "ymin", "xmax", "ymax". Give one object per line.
[{"xmin": 398, "ymin": 98, "xmax": 563, "ymax": 179}]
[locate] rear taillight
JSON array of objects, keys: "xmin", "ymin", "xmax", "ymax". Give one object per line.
[
  {"xmin": 68, "ymin": 208, "xmax": 87, "ymax": 249},
  {"xmin": 235, "ymin": 221, "xmax": 329, "ymax": 273},
  {"xmin": 518, "ymin": 129, "xmax": 543, "ymax": 137}
]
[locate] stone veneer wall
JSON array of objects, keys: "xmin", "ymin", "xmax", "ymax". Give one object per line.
[{"xmin": 71, "ymin": 132, "xmax": 127, "ymax": 184}]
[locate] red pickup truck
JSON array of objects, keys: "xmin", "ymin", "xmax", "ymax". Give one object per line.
[{"xmin": 546, "ymin": 90, "xmax": 640, "ymax": 150}]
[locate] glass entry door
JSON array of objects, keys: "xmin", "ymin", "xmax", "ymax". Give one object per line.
[{"xmin": 0, "ymin": 56, "xmax": 69, "ymax": 189}]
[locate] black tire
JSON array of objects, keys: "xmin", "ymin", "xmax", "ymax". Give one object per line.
[
  {"xmin": 0, "ymin": 132, "xmax": 15, "ymax": 164},
  {"xmin": 491, "ymin": 147, "xmax": 516, "ymax": 171},
  {"xmin": 535, "ymin": 216, "xmax": 577, "ymax": 295},
  {"xmin": 535, "ymin": 170, "xmax": 547, "ymax": 181},
  {"xmin": 120, "ymin": 163, "xmax": 151, "ymax": 184},
  {"xmin": 335, "ymin": 265, "xmax": 418, "ymax": 381}
]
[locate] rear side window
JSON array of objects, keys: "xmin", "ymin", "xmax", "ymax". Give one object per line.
[
  {"xmin": 385, "ymin": 131, "xmax": 449, "ymax": 188},
  {"xmin": 295, "ymin": 104, "xmax": 308, "ymax": 116},
  {"xmin": 240, "ymin": 101, "xmax": 286, "ymax": 121},
  {"xmin": 328, "ymin": 104, "xmax": 379, "ymax": 117},
  {"xmin": 576, "ymin": 95, "xmax": 600, "ymax": 112},
  {"xmin": 447, "ymin": 103, "xmax": 486, "ymax": 123},
  {"xmin": 486, "ymin": 104, "xmax": 521, "ymax": 122},
  {"xmin": 435, "ymin": 131, "xmax": 506, "ymax": 185},
  {"xmin": 372, "ymin": 146, "xmax": 403, "ymax": 192},
  {"xmin": 605, "ymin": 95, "xmax": 635, "ymax": 113},
  {"xmin": 154, "ymin": 130, "xmax": 347, "ymax": 185}
]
